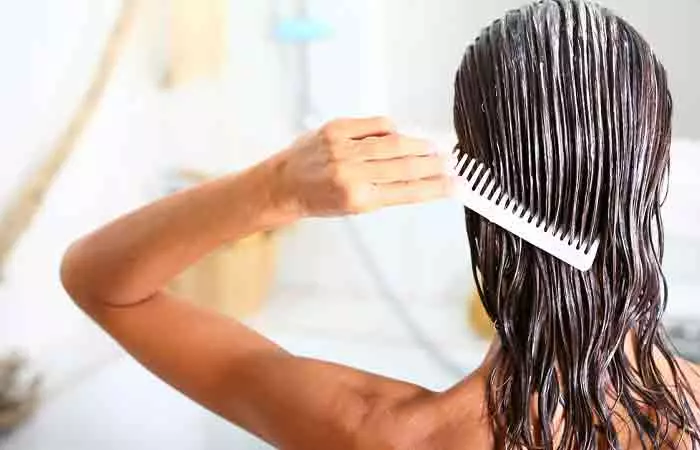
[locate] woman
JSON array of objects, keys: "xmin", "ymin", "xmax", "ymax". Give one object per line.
[{"xmin": 62, "ymin": 0, "xmax": 700, "ymax": 448}]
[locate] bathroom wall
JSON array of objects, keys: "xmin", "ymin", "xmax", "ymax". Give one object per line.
[
  {"xmin": 380, "ymin": 0, "xmax": 700, "ymax": 140},
  {"xmin": 1, "ymin": 0, "xmax": 699, "ymax": 364}
]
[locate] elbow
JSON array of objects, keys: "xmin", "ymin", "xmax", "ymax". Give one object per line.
[
  {"xmin": 60, "ymin": 238, "xmax": 146, "ymax": 309},
  {"xmin": 60, "ymin": 240, "xmax": 89, "ymax": 308},
  {"xmin": 60, "ymin": 239, "xmax": 106, "ymax": 311}
]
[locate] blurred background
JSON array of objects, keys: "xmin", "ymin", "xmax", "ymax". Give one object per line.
[{"xmin": 0, "ymin": 1, "xmax": 698, "ymax": 449}]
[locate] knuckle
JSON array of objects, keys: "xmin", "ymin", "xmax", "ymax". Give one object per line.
[
  {"xmin": 321, "ymin": 136, "xmax": 347, "ymax": 162},
  {"xmin": 325, "ymin": 141, "xmax": 343, "ymax": 161},
  {"xmin": 320, "ymin": 122, "xmax": 341, "ymax": 143},
  {"xmin": 342, "ymin": 185, "xmax": 372, "ymax": 213}
]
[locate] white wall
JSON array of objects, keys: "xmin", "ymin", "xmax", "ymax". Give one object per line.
[
  {"xmin": 601, "ymin": 0, "xmax": 700, "ymax": 140},
  {"xmin": 379, "ymin": 0, "xmax": 700, "ymax": 139},
  {"xmin": 304, "ymin": 0, "xmax": 389, "ymax": 125},
  {"xmin": 0, "ymin": 0, "xmax": 163, "ymax": 359},
  {"xmin": 0, "ymin": 1, "xmax": 122, "ymax": 207},
  {"xmin": 160, "ymin": 0, "xmax": 302, "ymax": 175},
  {"xmin": 380, "ymin": 0, "xmax": 521, "ymax": 131}
]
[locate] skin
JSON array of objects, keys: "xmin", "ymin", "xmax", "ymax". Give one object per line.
[{"xmin": 61, "ymin": 117, "xmax": 700, "ymax": 450}]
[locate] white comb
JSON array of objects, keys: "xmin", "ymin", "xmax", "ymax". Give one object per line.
[{"xmin": 449, "ymin": 152, "xmax": 599, "ymax": 271}]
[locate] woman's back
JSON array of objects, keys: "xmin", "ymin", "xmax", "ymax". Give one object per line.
[{"xmin": 355, "ymin": 354, "xmax": 700, "ymax": 449}]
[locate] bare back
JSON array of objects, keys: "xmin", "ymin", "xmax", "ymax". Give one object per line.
[{"xmin": 358, "ymin": 356, "xmax": 700, "ymax": 450}]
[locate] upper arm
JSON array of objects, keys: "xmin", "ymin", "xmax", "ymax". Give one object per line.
[{"xmin": 77, "ymin": 290, "xmax": 426, "ymax": 449}]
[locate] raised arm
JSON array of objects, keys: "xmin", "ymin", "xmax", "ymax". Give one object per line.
[{"xmin": 60, "ymin": 117, "xmax": 451, "ymax": 449}]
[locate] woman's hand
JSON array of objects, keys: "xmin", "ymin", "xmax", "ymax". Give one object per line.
[
  {"xmin": 61, "ymin": 116, "xmax": 448, "ymax": 308},
  {"xmin": 273, "ymin": 117, "xmax": 452, "ymax": 217}
]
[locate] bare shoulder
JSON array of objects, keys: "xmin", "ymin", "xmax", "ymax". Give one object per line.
[
  {"xmin": 268, "ymin": 357, "xmax": 493, "ymax": 449},
  {"xmin": 675, "ymin": 358, "xmax": 700, "ymax": 448},
  {"xmin": 677, "ymin": 357, "xmax": 700, "ymax": 396},
  {"xmin": 287, "ymin": 358, "xmax": 436, "ymax": 449},
  {"xmin": 355, "ymin": 369, "xmax": 494, "ymax": 450}
]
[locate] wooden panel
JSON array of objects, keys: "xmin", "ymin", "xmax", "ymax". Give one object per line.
[
  {"xmin": 168, "ymin": 232, "xmax": 277, "ymax": 318},
  {"xmin": 165, "ymin": 0, "xmax": 227, "ymax": 87},
  {"xmin": 468, "ymin": 291, "xmax": 495, "ymax": 340}
]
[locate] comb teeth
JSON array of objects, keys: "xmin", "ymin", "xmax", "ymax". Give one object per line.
[{"xmin": 450, "ymin": 152, "xmax": 599, "ymax": 271}]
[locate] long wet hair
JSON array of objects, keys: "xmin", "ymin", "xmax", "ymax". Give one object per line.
[{"xmin": 454, "ymin": 1, "xmax": 700, "ymax": 449}]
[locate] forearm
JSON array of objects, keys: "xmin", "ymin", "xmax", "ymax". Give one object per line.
[
  {"xmin": 61, "ymin": 153, "xmax": 297, "ymax": 307},
  {"xmin": 56, "ymin": 118, "xmax": 448, "ymax": 449}
]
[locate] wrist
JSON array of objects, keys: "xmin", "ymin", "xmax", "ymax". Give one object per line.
[{"xmin": 257, "ymin": 151, "xmax": 304, "ymax": 226}]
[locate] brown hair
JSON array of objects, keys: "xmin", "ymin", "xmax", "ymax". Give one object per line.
[{"xmin": 453, "ymin": 1, "xmax": 700, "ymax": 448}]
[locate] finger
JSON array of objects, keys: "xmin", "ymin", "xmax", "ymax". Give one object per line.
[
  {"xmin": 376, "ymin": 175, "xmax": 452, "ymax": 207},
  {"xmin": 322, "ymin": 117, "xmax": 395, "ymax": 141},
  {"xmin": 360, "ymin": 135, "xmax": 437, "ymax": 161},
  {"xmin": 363, "ymin": 154, "xmax": 448, "ymax": 184}
]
